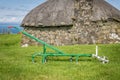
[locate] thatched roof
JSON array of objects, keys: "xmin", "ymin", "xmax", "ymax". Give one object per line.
[
  {"xmin": 21, "ymin": 0, "xmax": 120, "ymax": 27},
  {"xmin": 91, "ymin": 0, "xmax": 120, "ymax": 21}
]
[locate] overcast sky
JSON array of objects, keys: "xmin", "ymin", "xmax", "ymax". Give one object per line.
[{"xmin": 0, "ymin": 0, "xmax": 120, "ymax": 23}]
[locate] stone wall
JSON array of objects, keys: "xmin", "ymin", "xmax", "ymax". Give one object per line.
[{"xmin": 21, "ymin": 20, "xmax": 120, "ymax": 46}]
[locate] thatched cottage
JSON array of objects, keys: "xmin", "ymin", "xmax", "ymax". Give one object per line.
[{"xmin": 21, "ymin": 0, "xmax": 120, "ymax": 46}]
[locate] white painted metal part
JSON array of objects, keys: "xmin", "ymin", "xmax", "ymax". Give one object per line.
[{"xmin": 92, "ymin": 46, "xmax": 109, "ymax": 64}]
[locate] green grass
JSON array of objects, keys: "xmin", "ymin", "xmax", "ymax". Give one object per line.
[{"xmin": 0, "ymin": 34, "xmax": 120, "ymax": 80}]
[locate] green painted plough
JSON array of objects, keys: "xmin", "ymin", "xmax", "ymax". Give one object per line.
[{"xmin": 8, "ymin": 26, "xmax": 109, "ymax": 64}]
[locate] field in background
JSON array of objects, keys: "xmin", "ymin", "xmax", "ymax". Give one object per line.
[{"xmin": 0, "ymin": 34, "xmax": 120, "ymax": 80}]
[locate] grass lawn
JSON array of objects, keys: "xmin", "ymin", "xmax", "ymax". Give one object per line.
[{"xmin": 0, "ymin": 34, "xmax": 120, "ymax": 80}]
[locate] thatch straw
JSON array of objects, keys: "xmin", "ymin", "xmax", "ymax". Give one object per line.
[{"xmin": 21, "ymin": 0, "xmax": 120, "ymax": 27}]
